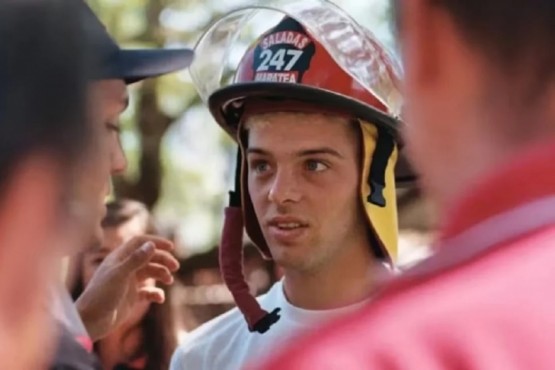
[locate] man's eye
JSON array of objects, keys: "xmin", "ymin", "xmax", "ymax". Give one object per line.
[
  {"xmin": 92, "ymin": 257, "xmax": 105, "ymax": 266},
  {"xmin": 251, "ymin": 161, "xmax": 271, "ymax": 174},
  {"xmin": 305, "ymin": 160, "xmax": 328, "ymax": 172}
]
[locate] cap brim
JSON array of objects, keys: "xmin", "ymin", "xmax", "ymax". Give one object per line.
[{"xmin": 114, "ymin": 48, "xmax": 194, "ymax": 84}]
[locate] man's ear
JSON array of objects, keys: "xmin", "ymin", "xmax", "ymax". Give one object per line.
[
  {"xmin": 0, "ymin": 154, "xmax": 64, "ymax": 263},
  {"xmin": 398, "ymin": 0, "xmax": 445, "ymax": 89}
]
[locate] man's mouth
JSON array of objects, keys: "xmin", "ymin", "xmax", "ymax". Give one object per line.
[
  {"xmin": 274, "ymin": 222, "xmax": 304, "ymax": 230},
  {"xmin": 268, "ymin": 216, "xmax": 309, "ymax": 229}
]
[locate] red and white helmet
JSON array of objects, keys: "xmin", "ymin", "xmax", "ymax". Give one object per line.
[{"xmin": 190, "ymin": 0, "xmax": 414, "ymax": 334}]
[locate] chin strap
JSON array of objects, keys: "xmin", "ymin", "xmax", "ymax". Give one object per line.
[
  {"xmin": 219, "ymin": 148, "xmax": 281, "ymax": 333},
  {"xmin": 367, "ymin": 126, "xmax": 394, "ymax": 207}
]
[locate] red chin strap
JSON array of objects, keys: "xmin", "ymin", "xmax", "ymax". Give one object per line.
[
  {"xmin": 219, "ymin": 148, "xmax": 280, "ymax": 334},
  {"xmin": 220, "ymin": 206, "xmax": 281, "ymax": 333}
]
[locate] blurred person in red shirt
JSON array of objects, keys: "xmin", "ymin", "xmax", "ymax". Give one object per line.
[{"xmin": 256, "ymin": 0, "xmax": 555, "ymax": 369}]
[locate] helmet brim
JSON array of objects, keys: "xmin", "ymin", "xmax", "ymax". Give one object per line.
[{"xmin": 208, "ymin": 82, "xmax": 416, "ymax": 185}]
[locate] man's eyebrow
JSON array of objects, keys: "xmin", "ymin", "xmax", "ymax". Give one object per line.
[
  {"xmin": 246, "ymin": 147, "xmax": 344, "ymax": 158},
  {"xmin": 297, "ymin": 147, "xmax": 344, "ymax": 159},
  {"xmin": 246, "ymin": 147, "xmax": 270, "ymax": 156}
]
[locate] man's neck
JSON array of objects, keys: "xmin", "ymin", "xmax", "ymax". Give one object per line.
[{"xmin": 282, "ymin": 247, "xmax": 381, "ymax": 310}]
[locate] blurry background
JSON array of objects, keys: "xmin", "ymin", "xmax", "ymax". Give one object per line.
[{"xmin": 89, "ymin": 0, "xmax": 436, "ymax": 339}]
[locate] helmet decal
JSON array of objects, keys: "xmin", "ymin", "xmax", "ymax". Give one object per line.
[{"xmin": 252, "ymin": 18, "xmax": 316, "ymax": 84}]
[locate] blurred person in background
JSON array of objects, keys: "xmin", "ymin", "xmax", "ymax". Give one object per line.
[
  {"xmin": 171, "ymin": 1, "xmax": 414, "ymax": 369},
  {"xmin": 0, "ymin": 0, "xmax": 96, "ymax": 368},
  {"xmin": 257, "ymin": 0, "xmax": 555, "ymax": 369},
  {"xmin": 69, "ymin": 199, "xmax": 177, "ymax": 370}
]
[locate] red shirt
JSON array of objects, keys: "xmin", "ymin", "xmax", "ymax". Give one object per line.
[{"xmin": 255, "ymin": 140, "xmax": 555, "ymax": 370}]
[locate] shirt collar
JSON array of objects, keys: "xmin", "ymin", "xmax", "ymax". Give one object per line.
[{"xmin": 440, "ymin": 139, "xmax": 555, "ymax": 241}]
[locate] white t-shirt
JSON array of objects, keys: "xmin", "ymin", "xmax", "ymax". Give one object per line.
[{"xmin": 170, "ymin": 280, "xmax": 369, "ymax": 370}]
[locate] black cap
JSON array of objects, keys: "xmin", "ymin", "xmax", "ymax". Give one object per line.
[{"xmin": 81, "ymin": 0, "xmax": 193, "ymax": 84}]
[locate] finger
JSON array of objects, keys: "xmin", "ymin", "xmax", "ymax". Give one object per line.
[
  {"xmin": 136, "ymin": 263, "xmax": 173, "ymax": 285},
  {"xmin": 115, "ymin": 235, "xmax": 174, "ymax": 261},
  {"xmin": 150, "ymin": 249, "xmax": 180, "ymax": 272},
  {"xmin": 116, "ymin": 241, "xmax": 156, "ymax": 276},
  {"xmin": 139, "ymin": 235, "xmax": 174, "ymax": 252},
  {"xmin": 138, "ymin": 286, "xmax": 165, "ymax": 304}
]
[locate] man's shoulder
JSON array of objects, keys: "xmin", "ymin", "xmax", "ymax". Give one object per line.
[
  {"xmin": 363, "ymin": 224, "xmax": 555, "ymax": 327},
  {"xmin": 173, "ymin": 306, "xmax": 245, "ymax": 359},
  {"xmin": 171, "ymin": 283, "xmax": 283, "ymax": 370},
  {"xmin": 378, "ymin": 223, "xmax": 555, "ymax": 314},
  {"xmin": 49, "ymin": 325, "xmax": 101, "ymax": 370},
  {"xmin": 259, "ymin": 226, "xmax": 555, "ymax": 369},
  {"xmin": 171, "ymin": 306, "xmax": 246, "ymax": 370}
]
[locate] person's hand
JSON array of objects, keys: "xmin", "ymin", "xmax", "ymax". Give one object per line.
[{"xmin": 75, "ymin": 235, "xmax": 179, "ymax": 341}]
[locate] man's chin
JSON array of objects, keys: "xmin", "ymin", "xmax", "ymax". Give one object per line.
[
  {"xmin": 99, "ymin": 201, "xmax": 108, "ymax": 219},
  {"xmin": 94, "ymin": 201, "xmax": 107, "ymax": 236},
  {"xmin": 271, "ymin": 251, "xmax": 307, "ymax": 272}
]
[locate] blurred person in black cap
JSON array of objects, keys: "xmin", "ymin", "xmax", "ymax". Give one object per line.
[
  {"xmin": 49, "ymin": 1, "xmax": 193, "ymax": 369},
  {"xmin": 0, "ymin": 0, "xmax": 96, "ymax": 369}
]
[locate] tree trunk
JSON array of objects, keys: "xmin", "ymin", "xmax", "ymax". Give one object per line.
[{"xmin": 113, "ymin": 0, "xmax": 170, "ymax": 209}]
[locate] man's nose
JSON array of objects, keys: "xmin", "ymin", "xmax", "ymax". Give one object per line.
[
  {"xmin": 110, "ymin": 139, "xmax": 127, "ymax": 175},
  {"xmin": 267, "ymin": 167, "xmax": 302, "ymax": 204}
]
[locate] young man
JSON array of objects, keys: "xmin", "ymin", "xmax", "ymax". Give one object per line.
[
  {"xmin": 49, "ymin": 1, "xmax": 192, "ymax": 369},
  {"xmin": 171, "ymin": 2, "xmax": 413, "ymax": 369},
  {"xmin": 257, "ymin": 0, "xmax": 555, "ymax": 369}
]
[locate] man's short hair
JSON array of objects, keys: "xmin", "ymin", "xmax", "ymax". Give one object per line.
[
  {"xmin": 0, "ymin": 0, "xmax": 90, "ymax": 195},
  {"xmin": 394, "ymin": 0, "xmax": 555, "ymax": 85}
]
